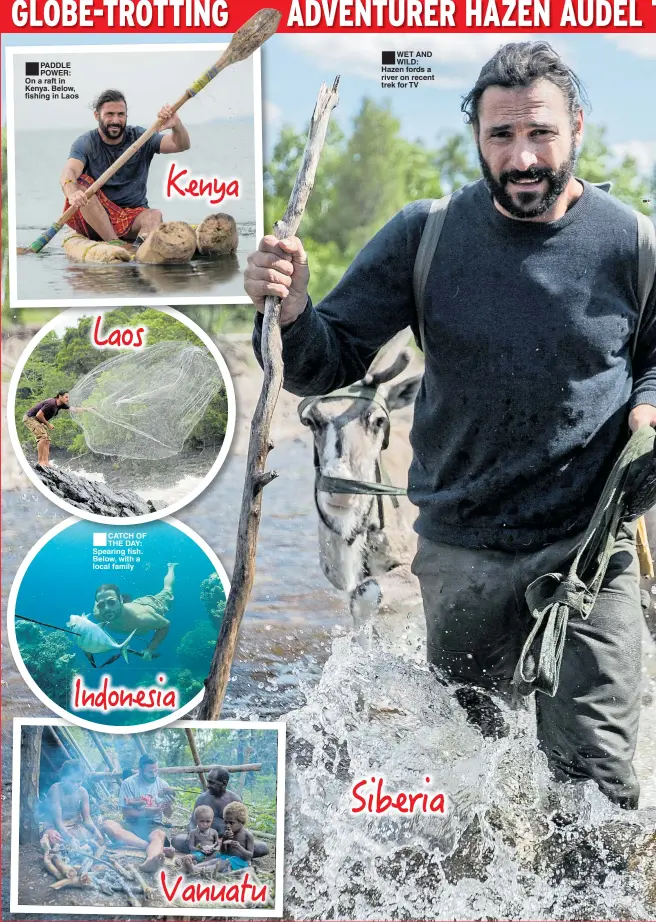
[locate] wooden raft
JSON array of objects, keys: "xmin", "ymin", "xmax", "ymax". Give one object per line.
[{"xmin": 62, "ymin": 214, "xmax": 239, "ymax": 265}]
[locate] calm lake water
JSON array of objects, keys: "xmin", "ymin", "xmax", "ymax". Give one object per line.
[{"xmin": 13, "ymin": 121, "xmax": 258, "ymax": 302}]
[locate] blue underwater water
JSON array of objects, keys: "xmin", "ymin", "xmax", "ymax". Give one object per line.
[{"xmin": 13, "ymin": 519, "xmax": 224, "ymax": 728}]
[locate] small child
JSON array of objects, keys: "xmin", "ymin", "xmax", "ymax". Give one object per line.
[
  {"xmin": 219, "ymin": 802, "xmax": 254, "ymax": 871},
  {"xmin": 186, "ymin": 805, "xmax": 221, "ymax": 864}
]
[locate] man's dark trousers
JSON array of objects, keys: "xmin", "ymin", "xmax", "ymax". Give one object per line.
[{"xmin": 411, "ymin": 524, "xmax": 643, "ymax": 809}]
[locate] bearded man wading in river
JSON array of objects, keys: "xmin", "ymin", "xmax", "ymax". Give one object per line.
[
  {"xmin": 246, "ymin": 42, "xmax": 656, "ymax": 810},
  {"xmin": 59, "ymin": 88, "xmax": 190, "ymax": 244}
]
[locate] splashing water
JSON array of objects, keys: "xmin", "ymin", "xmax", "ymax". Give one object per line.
[{"xmin": 284, "ymin": 617, "xmax": 656, "ymax": 920}]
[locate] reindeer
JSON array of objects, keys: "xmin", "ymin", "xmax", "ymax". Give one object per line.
[
  {"xmin": 297, "ymin": 333, "xmax": 424, "ymax": 632},
  {"xmin": 298, "ymin": 337, "xmax": 656, "ymax": 653}
]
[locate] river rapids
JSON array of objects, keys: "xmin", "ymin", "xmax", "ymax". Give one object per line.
[{"xmin": 283, "ymin": 614, "xmax": 656, "ymax": 920}]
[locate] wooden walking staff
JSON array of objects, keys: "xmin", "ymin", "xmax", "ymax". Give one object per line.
[
  {"xmin": 17, "ymin": 8, "xmax": 281, "ymax": 255},
  {"xmin": 199, "ymin": 77, "xmax": 341, "ymax": 720}
]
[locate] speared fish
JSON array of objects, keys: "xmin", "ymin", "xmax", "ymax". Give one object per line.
[{"xmin": 66, "ymin": 615, "xmax": 136, "ymax": 667}]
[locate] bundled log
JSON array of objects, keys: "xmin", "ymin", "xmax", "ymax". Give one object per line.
[
  {"xmin": 195, "ymin": 213, "xmax": 238, "ymax": 257},
  {"xmin": 135, "ymin": 221, "xmax": 196, "ymax": 264},
  {"xmin": 62, "ymin": 234, "xmax": 132, "ymax": 263}
]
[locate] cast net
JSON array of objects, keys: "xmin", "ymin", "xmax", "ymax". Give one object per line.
[{"xmin": 69, "ymin": 341, "xmax": 224, "ymax": 460}]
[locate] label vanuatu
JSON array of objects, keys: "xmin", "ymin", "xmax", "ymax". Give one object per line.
[{"xmin": 381, "ymin": 50, "xmax": 435, "ymax": 89}]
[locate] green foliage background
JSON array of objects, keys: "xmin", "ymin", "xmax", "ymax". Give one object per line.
[
  {"xmin": 14, "ymin": 308, "xmax": 229, "ymax": 458},
  {"xmin": 265, "ymin": 101, "xmax": 653, "ymax": 303},
  {"xmin": 3, "ymin": 99, "xmax": 654, "ymax": 330},
  {"xmin": 63, "ymin": 726, "xmax": 280, "ymax": 834}
]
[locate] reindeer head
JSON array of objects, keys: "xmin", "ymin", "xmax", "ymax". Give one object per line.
[{"xmin": 298, "ymin": 336, "xmax": 422, "ymax": 542}]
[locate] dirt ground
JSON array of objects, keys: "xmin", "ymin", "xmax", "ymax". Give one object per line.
[{"xmin": 16, "ymin": 840, "xmax": 276, "ymax": 913}]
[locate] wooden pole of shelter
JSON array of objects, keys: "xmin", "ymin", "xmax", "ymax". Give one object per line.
[
  {"xmin": 198, "ymin": 76, "xmax": 341, "ymax": 720},
  {"xmin": 59, "ymin": 727, "xmax": 92, "ymax": 769},
  {"xmin": 51, "ymin": 726, "xmax": 75, "ymax": 760},
  {"xmin": 59, "ymin": 727, "xmax": 111, "ymax": 799},
  {"xmin": 89, "ymin": 731, "xmax": 115, "ymax": 771},
  {"xmin": 41, "ymin": 749, "xmax": 58, "ymax": 773},
  {"xmin": 19, "ymin": 726, "xmax": 42, "ymax": 845},
  {"xmin": 88, "ymin": 762, "xmax": 262, "ymax": 782},
  {"xmin": 185, "ymin": 728, "xmax": 207, "ymax": 790},
  {"xmin": 18, "ymin": 9, "xmax": 282, "ymax": 255},
  {"xmin": 132, "ymin": 734, "xmax": 148, "ymax": 757},
  {"xmin": 89, "ymin": 731, "xmax": 121, "ymax": 789},
  {"xmin": 235, "ymin": 746, "xmax": 253, "ymax": 796},
  {"xmin": 46, "ymin": 726, "xmax": 70, "ymax": 758}
]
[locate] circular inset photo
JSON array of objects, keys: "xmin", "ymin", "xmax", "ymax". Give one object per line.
[
  {"xmin": 8, "ymin": 517, "xmax": 229, "ymax": 732},
  {"xmin": 8, "ymin": 306, "xmax": 235, "ymax": 524}
]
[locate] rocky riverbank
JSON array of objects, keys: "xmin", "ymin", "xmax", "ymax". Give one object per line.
[{"xmin": 33, "ymin": 464, "xmax": 161, "ymax": 517}]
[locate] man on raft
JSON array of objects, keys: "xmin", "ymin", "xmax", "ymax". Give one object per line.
[{"xmin": 59, "ymin": 88, "xmax": 190, "ymax": 245}]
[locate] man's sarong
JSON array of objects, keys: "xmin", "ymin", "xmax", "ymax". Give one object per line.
[{"xmin": 64, "ymin": 174, "xmax": 146, "ymax": 240}]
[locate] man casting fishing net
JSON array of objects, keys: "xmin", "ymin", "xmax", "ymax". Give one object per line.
[
  {"xmin": 23, "ymin": 390, "xmax": 72, "ymax": 467},
  {"xmin": 59, "ymin": 89, "xmax": 190, "ymax": 245},
  {"xmin": 247, "ymin": 42, "xmax": 656, "ymax": 809}
]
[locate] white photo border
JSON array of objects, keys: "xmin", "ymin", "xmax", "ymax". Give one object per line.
[{"xmin": 10, "ymin": 717, "xmax": 286, "ymax": 916}]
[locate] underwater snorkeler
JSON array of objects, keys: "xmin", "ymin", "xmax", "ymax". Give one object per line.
[
  {"xmin": 102, "ymin": 754, "xmax": 176, "ymax": 872},
  {"xmin": 92, "ymin": 563, "xmax": 177, "ymax": 661},
  {"xmin": 39, "ymin": 759, "xmax": 104, "ymax": 848}
]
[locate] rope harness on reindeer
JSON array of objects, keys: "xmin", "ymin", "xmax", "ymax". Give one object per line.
[
  {"xmin": 297, "ymin": 383, "xmax": 407, "ymax": 536},
  {"xmin": 300, "ymin": 387, "xmax": 656, "ymax": 697}
]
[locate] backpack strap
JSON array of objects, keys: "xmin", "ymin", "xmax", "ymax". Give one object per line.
[
  {"xmin": 412, "ymin": 188, "xmax": 656, "ymax": 359},
  {"xmin": 634, "ymin": 211, "xmax": 656, "ymax": 359},
  {"xmin": 412, "ymin": 194, "xmax": 452, "ymax": 351}
]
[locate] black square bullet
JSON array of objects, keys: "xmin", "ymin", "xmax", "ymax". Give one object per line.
[
  {"xmin": 382, "ymin": 51, "xmax": 395, "ymax": 65},
  {"xmin": 25, "ymin": 62, "xmax": 39, "ymax": 76}
]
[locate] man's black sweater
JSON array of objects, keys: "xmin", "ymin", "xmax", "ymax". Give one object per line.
[{"xmin": 253, "ymin": 180, "xmax": 656, "ymax": 551}]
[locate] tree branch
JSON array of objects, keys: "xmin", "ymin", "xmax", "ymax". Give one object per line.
[{"xmin": 198, "ymin": 76, "xmax": 340, "ymax": 720}]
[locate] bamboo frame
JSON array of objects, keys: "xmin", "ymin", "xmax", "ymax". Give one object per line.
[
  {"xmin": 87, "ymin": 762, "xmax": 261, "ymax": 782},
  {"xmin": 185, "ymin": 728, "xmax": 207, "ymax": 789}
]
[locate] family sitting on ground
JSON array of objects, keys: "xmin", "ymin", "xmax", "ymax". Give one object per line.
[{"xmin": 39, "ymin": 756, "xmax": 269, "ymax": 875}]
